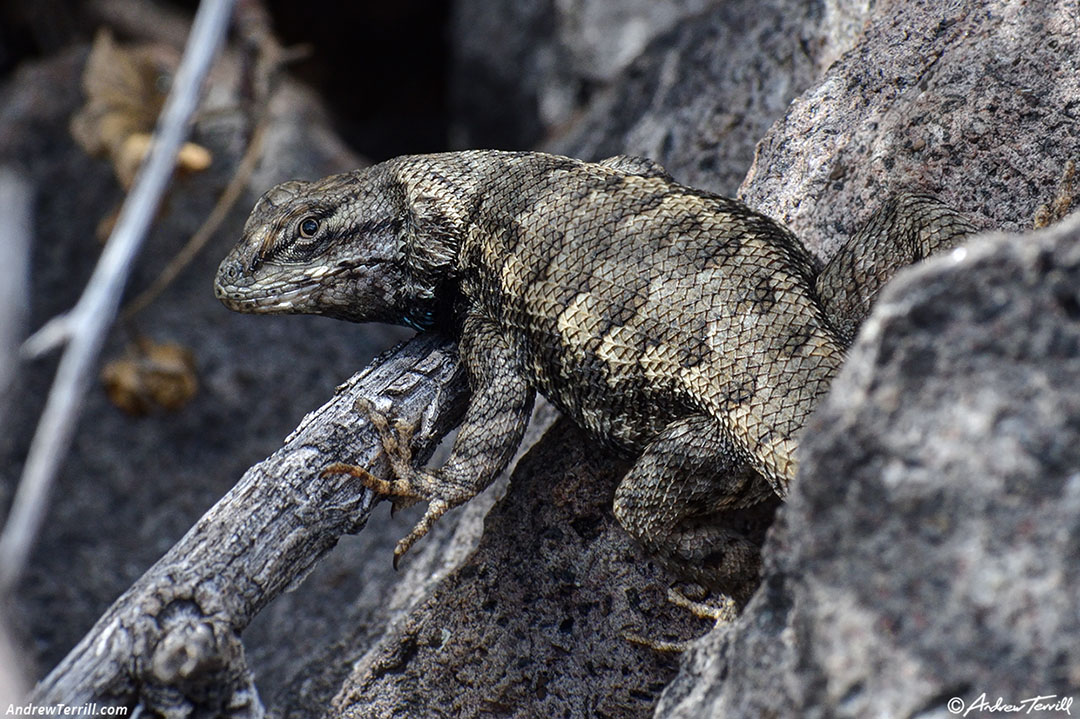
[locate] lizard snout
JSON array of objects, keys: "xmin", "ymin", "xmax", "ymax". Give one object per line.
[{"xmin": 214, "ymin": 258, "xmax": 247, "ymax": 299}]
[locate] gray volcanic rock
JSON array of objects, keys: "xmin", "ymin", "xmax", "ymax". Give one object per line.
[
  {"xmin": 449, "ymin": 0, "xmax": 718, "ymax": 150},
  {"xmin": 548, "ymin": 0, "xmax": 864, "ymax": 195},
  {"xmin": 658, "ymin": 213, "xmax": 1080, "ymax": 718},
  {"xmin": 740, "ymin": 0, "xmax": 1080, "ymax": 256}
]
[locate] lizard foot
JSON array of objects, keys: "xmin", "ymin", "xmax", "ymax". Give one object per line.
[
  {"xmin": 322, "ymin": 398, "xmax": 457, "ymax": 567},
  {"xmin": 321, "ymin": 461, "xmax": 451, "ymax": 568},
  {"xmin": 623, "ymin": 587, "xmax": 739, "ymax": 653},
  {"xmin": 356, "ymin": 397, "xmax": 423, "ymax": 510},
  {"xmin": 666, "ymin": 585, "xmax": 739, "ymax": 623}
]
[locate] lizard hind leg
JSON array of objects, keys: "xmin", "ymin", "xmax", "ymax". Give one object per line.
[{"xmin": 612, "ymin": 413, "xmax": 777, "ymax": 604}]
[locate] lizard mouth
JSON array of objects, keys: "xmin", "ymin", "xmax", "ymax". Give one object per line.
[
  {"xmin": 214, "ymin": 257, "xmax": 393, "ymax": 320},
  {"xmin": 215, "ymin": 280, "xmax": 323, "ymax": 314}
]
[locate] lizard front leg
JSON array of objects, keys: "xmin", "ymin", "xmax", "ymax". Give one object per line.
[{"xmin": 327, "ymin": 310, "xmax": 535, "ymax": 566}]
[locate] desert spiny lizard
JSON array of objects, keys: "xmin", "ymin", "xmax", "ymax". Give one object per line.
[{"xmin": 214, "ymin": 150, "xmax": 975, "ymax": 593}]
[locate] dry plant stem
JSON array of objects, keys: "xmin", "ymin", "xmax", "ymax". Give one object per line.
[
  {"xmin": 0, "ymin": 613, "xmax": 27, "ymax": 709},
  {"xmin": 0, "ymin": 168, "xmax": 32, "ymax": 417},
  {"xmin": 31, "ymin": 334, "xmax": 468, "ymax": 712},
  {"xmin": 0, "ymin": 168, "xmax": 31, "ymax": 714},
  {"xmin": 121, "ymin": 122, "xmax": 267, "ymax": 321},
  {"xmin": 0, "ymin": 0, "xmax": 236, "ymax": 595}
]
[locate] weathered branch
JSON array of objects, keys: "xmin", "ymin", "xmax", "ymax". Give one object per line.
[{"xmin": 30, "ymin": 334, "xmax": 468, "ymax": 715}]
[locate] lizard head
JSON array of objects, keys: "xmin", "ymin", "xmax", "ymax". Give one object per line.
[{"xmin": 215, "ymin": 163, "xmax": 457, "ymax": 328}]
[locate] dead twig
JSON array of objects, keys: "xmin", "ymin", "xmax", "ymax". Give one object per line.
[
  {"xmin": 0, "ymin": 168, "xmax": 32, "ymax": 425},
  {"xmin": 30, "ymin": 334, "xmax": 467, "ymax": 715}
]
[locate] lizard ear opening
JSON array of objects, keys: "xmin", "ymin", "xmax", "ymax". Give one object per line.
[{"xmin": 403, "ymin": 196, "xmax": 460, "ymax": 278}]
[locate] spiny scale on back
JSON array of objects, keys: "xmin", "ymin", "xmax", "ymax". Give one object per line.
[{"xmin": 216, "ymin": 150, "xmax": 975, "ymax": 594}]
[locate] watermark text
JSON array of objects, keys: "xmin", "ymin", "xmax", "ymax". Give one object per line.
[
  {"xmin": 948, "ymin": 693, "xmax": 1073, "ymax": 716},
  {"xmin": 5, "ymin": 704, "xmax": 129, "ymax": 716}
]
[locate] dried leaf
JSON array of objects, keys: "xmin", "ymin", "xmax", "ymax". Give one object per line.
[
  {"xmin": 176, "ymin": 141, "xmax": 213, "ymax": 173},
  {"xmin": 101, "ymin": 338, "xmax": 198, "ymax": 415},
  {"xmin": 70, "ymin": 28, "xmax": 212, "ymax": 188}
]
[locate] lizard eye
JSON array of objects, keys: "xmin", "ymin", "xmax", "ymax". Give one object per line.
[{"xmin": 298, "ymin": 217, "xmax": 320, "ymax": 239}]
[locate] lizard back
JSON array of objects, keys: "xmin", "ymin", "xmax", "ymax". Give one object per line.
[{"xmin": 433, "ymin": 153, "xmax": 847, "ymax": 486}]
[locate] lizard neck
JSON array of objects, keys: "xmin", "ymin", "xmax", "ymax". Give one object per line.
[
  {"xmin": 389, "ymin": 150, "xmax": 585, "ymax": 330},
  {"xmin": 390, "ymin": 153, "xmax": 489, "ymax": 330}
]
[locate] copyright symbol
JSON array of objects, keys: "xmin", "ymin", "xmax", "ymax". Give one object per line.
[{"xmin": 947, "ymin": 697, "xmax": 964, "ymax": 714}]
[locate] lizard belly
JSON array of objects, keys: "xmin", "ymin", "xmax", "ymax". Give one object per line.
[{"xmin": 520, "ymin": 313, "xmax": 692, "ymax": 454}]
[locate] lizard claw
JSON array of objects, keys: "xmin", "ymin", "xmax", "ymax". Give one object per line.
[
  {"xmin": 392, "ymin": 498, "xmax": 450, "ymax": 569},
  {"xmin": 388, "ymin": 496, "xmax": 420, "ymax": 516}
]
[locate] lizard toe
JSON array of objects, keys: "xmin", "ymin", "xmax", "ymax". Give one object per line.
[
  {"xmin": 666, "ymin": 586, "xmax": 738, "ymax": 623},
  {"xmin": 355, "ymin": 400, "xmax": 420, "ymax": 477},
  {"xmin": 393, "ymin": 498, "xmax": 451, "ymax": 568},
  {"xmin": 321, "ymin": 461, "xmax": 426, "ymax": 502}
]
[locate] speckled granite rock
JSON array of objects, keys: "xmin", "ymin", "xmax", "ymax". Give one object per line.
[{"xmin": 657, "ymin": 211, "xmax": 1080, "ymax": 719}]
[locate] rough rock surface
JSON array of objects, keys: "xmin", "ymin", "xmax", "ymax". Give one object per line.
[
  {"xmin": 657, "ymin": 210, "xmax": 1080, "ymax": 719},
  {"xmin": 450, "ymin": 0, "xmax": 717, "ymax": 150},
  {"xmin": 332, "ymin": 419, "xmax": 780, "ymax": 719},
  {"xmin": 741, "ymin": 0, "xmax": 1080, "ymax": 254},
  {"xmin": 451, "ymin": 0, "xmax": 879, "ymax": 170},
  {"xmin": 548, "ymin": 0, "xmax": 871, "ymax": 195}
]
